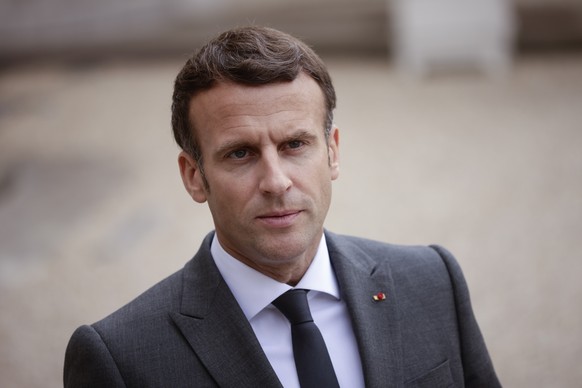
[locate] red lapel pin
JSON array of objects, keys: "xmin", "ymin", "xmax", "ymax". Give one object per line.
[{"xmin": 372, "ymin": 292, "xmax": 386, "ymax": 301}]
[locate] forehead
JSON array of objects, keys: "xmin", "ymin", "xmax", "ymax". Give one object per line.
[{"xmin": 188, "ymin": 73, "xmax": 326, "ymax": 134}]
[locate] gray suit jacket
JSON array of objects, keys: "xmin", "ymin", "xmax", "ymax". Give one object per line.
[{"xmin": 64, "ymin": 231, "xmax": 501, "ymax": 387}]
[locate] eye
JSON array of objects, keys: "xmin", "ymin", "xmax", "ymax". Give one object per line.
[
  {"xmin": 228, "ymin": 149, "xmax": 249, "ymax": 159},
  {"xmin": 287, "ymin": 140, "xmax": 304, "ymax": 149}
]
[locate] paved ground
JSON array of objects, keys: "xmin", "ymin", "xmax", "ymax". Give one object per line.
[{"xmin": 1, "ymin": 53, "xmax": 581, "ymax": 387}]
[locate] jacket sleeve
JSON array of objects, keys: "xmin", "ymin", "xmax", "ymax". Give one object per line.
[
  {"xmin": 64, "ymin": 325, "xmax": 126, "ymax": 388},
  {"xmin": 430, "ymin": 245, "xmax": 502, "ymax": 388}
]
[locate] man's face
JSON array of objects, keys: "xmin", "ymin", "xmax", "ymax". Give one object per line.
[{"xmin": 178, "ymin": 73, "xmax": 339, "ymax": 282}]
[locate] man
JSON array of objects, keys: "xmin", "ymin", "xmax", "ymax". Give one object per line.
[{"xmin": 64, "ymin": 26, "xmax": 501, "ymax": 387}]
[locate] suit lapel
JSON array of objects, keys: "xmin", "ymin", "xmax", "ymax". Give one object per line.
[
  {"xmin": 326, "ymin": 232, "xmax": 404, "ymax": 388},
  {"xmin": 170, "ymin": 234, "xmax": 282, "ymax": 388}
]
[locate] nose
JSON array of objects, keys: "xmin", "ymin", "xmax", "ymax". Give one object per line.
[{"xmin": 258, "ymin": 152, "xmax": 292, "ymax": 195}]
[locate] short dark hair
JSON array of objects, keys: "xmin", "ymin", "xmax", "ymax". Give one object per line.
[{"xmin": 171, "ymin": 26, "xmax": 336, "ymax": 163}]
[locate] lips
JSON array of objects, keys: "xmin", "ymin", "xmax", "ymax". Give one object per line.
[{"xmin": 256, "ymin": 210, "xmax": 302, "ymax": 227}]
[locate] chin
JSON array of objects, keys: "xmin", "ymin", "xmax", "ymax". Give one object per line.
[{"xmin": 257, "ymin": 234, "xmax": 315, "ymax": 262}]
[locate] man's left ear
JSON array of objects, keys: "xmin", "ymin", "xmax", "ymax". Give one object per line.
[{"xmin": 328, "ymin": 126, "xmax": 340, "ymax": 180}]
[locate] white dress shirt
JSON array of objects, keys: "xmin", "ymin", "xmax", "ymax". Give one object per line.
[{"xmin": 211, "ymin": 234, "xmax": 365, "ymax": 388}]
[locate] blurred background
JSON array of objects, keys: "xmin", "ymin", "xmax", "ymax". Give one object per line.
[{"xmin": 1, "ymin": 0, "xmax": 581, "ymax": 386}]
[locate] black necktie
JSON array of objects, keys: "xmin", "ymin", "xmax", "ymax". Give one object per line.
[{"xmin": 272, "ymin": 289, "xmax": 340, "ymax": 388}]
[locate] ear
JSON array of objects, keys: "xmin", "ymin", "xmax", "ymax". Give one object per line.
[
  {"xmin": 328, "ymin": 126, "xmax": 340, "ymax": 180},
  {"xmin": 178, "ymin": 151, "xmax": 208, "ymax": 203}
]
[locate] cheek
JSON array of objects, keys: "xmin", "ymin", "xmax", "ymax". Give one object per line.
[
  {"xmin": 297, "ymin": 168, "xmax": 332, "ymax": 199},
  {"xmin": 208, "ymin": 174, "xmax": 255, "ymax": 209}
]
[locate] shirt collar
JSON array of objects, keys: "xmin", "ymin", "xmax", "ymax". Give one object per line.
[{"xmin": 211, "ymin": 233, "xmax": 340, "ymax": 321}]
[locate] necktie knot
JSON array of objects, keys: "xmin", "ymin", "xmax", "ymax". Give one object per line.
[{"xmin": 272, "ymin": 289, "xmax": 313, "ymax": 325}]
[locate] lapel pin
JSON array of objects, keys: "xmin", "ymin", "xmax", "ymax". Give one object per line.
[{"xmin": 372, "ymin": 292, "xmax": 386, "ymax": 301}]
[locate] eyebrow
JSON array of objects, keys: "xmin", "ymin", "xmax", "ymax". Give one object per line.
[{"xmin": 283, "ymin": 130, "xmax": 318, "ymax": 144}]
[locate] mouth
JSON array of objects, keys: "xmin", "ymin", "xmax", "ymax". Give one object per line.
[{"xmin": 256, "ymin": 210, "xmax": 302, "ymax": 228}]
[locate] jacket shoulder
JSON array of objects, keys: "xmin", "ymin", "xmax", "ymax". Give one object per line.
[
  {"xmin": 94, "ymin": 268, "xmax": 184, "ymax": 332},
  {"xmin": 64, "ymin": 268, "xmax": 201, "ymax": 387},
  {"xmin": 326, "ymin": 231, "xmax": 451, "ymax": 273}
]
